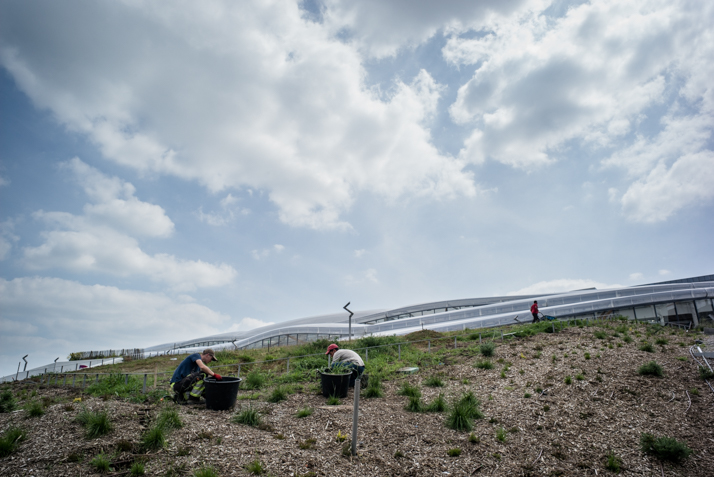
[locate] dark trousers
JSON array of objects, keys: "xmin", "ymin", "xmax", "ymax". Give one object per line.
[{"xmin": 532, "ymin": 312, "xmax": 539, "ymax": 323}]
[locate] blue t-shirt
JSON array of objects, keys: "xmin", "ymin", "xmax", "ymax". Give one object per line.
[{"xmin": 170, "ymin": 353, "xmax": 201, "ymax": 383}]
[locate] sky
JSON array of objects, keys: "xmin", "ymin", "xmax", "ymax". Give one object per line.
[{"xmin": 1, "ymin": 0, "xmax": 713, "ymax": 377}]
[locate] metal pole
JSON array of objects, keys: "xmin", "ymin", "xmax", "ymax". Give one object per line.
[
  {"xmin": 96, "ymin": 374, "xmax": 99, "ymax": 383},
  {"xmin": 15, "ymin": 362, "xmax": 20, "ymax": 381},
  {"xmin": 351, "ymin": 378, "xmax": 361, "ymax": 456},
  {"xmin": 428, "ymin": 341, "xmax": 431, "ymax": 352},
  {"xmin": 454, "ymin": 337, "xmax": 457, "ymax": 349},
  {"xmin": 287, "ymin": 358, "xmax": 290, "ymax": 373},
  {"xmin": 143, "ymin": 374, "xmax": 147, "ymax": 394},
  {"xmin": 480, "ymin": 334, "xmax": 482, "ymax": 344},
  {"xmin": 125, "ymin": 374, "xmax": 128, "ymax": 385},
  {"xmin": 398, "ymin": 344, "xmax": 401, "ymax": 359},
  {"xmin": 72, "ymin": 375, "xmax": 76, "ymax": 387}
]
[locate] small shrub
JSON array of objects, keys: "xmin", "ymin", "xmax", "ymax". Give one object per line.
[
  {"xmin": 564, "ymin": 376, "xmax": 572, "ymax": 385},
  {"xmin": 424, "ymin": 393, "xmax": 447, "ymax": 413},
  {"xmin": 25, "ymin": 401, "xmax": 44, "ymax": 418},
  {"xmin": 655, "ymin": 337, "xmax": 668, "ymax": 345},
  {"xmin": 524, "ymin": 393, "xmax": 531, "ymax": 398},
  {"xmin": 543, "ymin": 405, "xmax": 550, "ymax": 412},
  {"xmin": 267, "ymin": 386, "xmax": 288, "ymax": 403},
  {"xmin": 640, "ymin": 433, "xmax": 692, "ymax": 463},
  {"xmin": 141, "ymin": 426, "xmax": 166, "ymax": 450},
  {"xmin": 424, "ymin": 376, "xmax": 444, "ymax": 387},
  {"xmin": 130, "ymin": 461, "xmax": 145, "ymax": 476},
  {"xmin": 245, "ymin": 458, "xmax": 266, "ymax": 475},
  {"xmin": 699, "ymin": 366, "xmax": 714, "ymax": 380},
  {"xmin": 496, "ymin": 426, "xmax": 507, "ymax": 442},
  {"xmin": 0, "ymin": 391, "xmax": 17, "ymax": 413},
  {"xmin": 397, "ymin": 383, "xmax": 421, "ymax": 398},
  {"xmin": 447, "ymin": 448, "xmax": 461, "ymax": 457},
  {"xmin": 623, "ymin": 335, "xmax": 633, "ymax": 343},
  {"xmin": 605, "ymin": 452, "xmax": 622, "ymax": 473},
  {"xmin": 296, "ymin": 407, "xmax": 313, "ymax": 418},
  {"xmin": 689, "ymin": 387, "xmax": 699, "ymax": 396},
  {"xmin": 394, "ymin": 450, "xmax": 404, "ymax": 458},
  {"xmin": 243, "ymin": 370, "xmax": 266, "ymax": 390},
  {"xmin": 575, "ymin": 374, "xmax": 584, "ymax": 381},
  {"xmin": 233, "ymin": 407, "xmax": 262, "ymax": 427},
  {"xmin": 639, "ymin": 342, "xmax": 654, "ymax": 353},
  {"xmin": 468, "ymin": 433, "xmax": 480, "ymax": 443},
  {"xmin": 499, "ymin": 370, "xmax": 506, "ymax": 379},
  {"xmin": 298, "ymin": 438, "xmax": 316, "ymax": 450},
  {"xmin": 638, "ymin": 361, "xmax": 664, "ymax": 377},
  {"xmin": 0, "ymin": 427, "xmax": 27, "ymax": 458},
  {"xmin": 326, "ymin": 395, "xmax": 341, "ymax": 405},
  {"xmin": 594, "ymin": 331, "xmax": 607, "ymax": 339},
  {"xmin": 584, "ymin": 352, "xmax": 591, "ymax": 360},
  {"xmin": 405, "ymin": 396, "xmax": 424, "ymax": 413},
  {"xmin": 480, "ymin": 342, "xmax": 496, "ymax": 357},
  {"xmin": 91, "ymin": 453, "xmax": 111, "ymax": 473},
  {"xmin": 474, "ymin": 359, "xmax": 493, "ymax": 369}
]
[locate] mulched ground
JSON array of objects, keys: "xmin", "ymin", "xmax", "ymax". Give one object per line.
[{"xmin": 1, "ymin": 325, "xmax": 713, "ymax": 476}]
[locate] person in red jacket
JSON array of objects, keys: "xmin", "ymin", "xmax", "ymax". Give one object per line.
[{"xmin": 531, "ymin": 301, "xmax": 540, "ymax": 323}]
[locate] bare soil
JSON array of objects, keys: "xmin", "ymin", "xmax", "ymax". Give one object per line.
[{"xmin": 2, "ymin": 325, "xmax": 713, "ymax": 476}]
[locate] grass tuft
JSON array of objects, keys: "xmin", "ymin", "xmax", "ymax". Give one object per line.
[
  {"xmin": 296, "ymin": 407, "xmax": 313, "ymax": 418},
  {"xmin": 424, "ymin": 376, "xmax": 445, "ymax": 387},
  {"xmin": 326, "ymin": 395, "xmax": 341, "ymax": 405},
  {"xmin": 363, "ymin": 375, "xmax": 384, "ymax": 398},
  {"xmin": 243, "ymin": 370, "xmax": 266, "ymax": 390},
  {"xmin": 0, "ymin": 390, "xmax": 17, "ymax": 413},
  {"xmin": 475, "ymin": 360, "xmax": 494, "ymax": 370},
  {"xmin": 76, "ymin": 408, "xmax": 113, "ymax": 439},
  {"xmin": 157, "ymin": 408, "xmax": 183, "ymax": 430},
  {"xmin": 233, "ymin": 407, "xmax": 262, "ymax": 427},
  {"xmin": 90, "ymin": 453, "xmax": 111, "ymax": 473},
  {"xmin": 605, "ymin": 451, "xmax": 622, "ymax": 473},
  {"xmin": 25, "ymin": 400, "xmax": 45, "ymax": 418},
  {"xmin": 130, "ymin": 461, "xmax": 145, "ymax": 476},
  {"xmin": 655, "ymin": 337, "xmax": 668, "ymax": 345},
  {"xmin": 638, "ymin": 361, "xmax": 664, "ymax": 377},
  {"xmin": 424, "ymin": 393, "xmax": 447, "ymax": 413},
  {"xmin": 496, "ymin": 426, "xmax": 507, "ymax": 442},
  {"xmin": 447, "ymin": 448, "xmax": 461, "ymax": 457},
  {"xmin": 245, "ymin": 457, "xmax": 266, "ymax": 474},
  {"xmin": 639, "ymin": 342, "xmax": 655, "ymax": 353},
  {"xmin": 699, "ymin": 366, "xmax": 714, "ymax": 380},
  {"xmin": 192, "ymin": 467, "xmax": 218, "ymax": 477},
  {"xmin": 404, "ymin": 395, "xmax": 424, "ymax": 413},
  {"xmin": 468, "ymin": 433, "xmax": 480, "ymax": 443},
  {"xmin": 397, "ymin": 382, "xmax": 421, "ymax": 398},
  {"xmin": 266, "ymin": 386, "xmax": 288, "ymax": 403},
  {"xmin": 141, "ymin": 425, "xmax": 166, "ymax": 450},
  {"xmin": 564, "ymin": 376, "xmax": 572, "ymax": 385},
  {"xmin": 479, "ymin": 342, "xmax": 496, "ymax": 357},
  {"xmin": 640, "ymin": 433, "xmax": 692, "ymax": 463},
  {"xmin": 0, "ymin": 427, "xmax": 27, "ymax": 458}
]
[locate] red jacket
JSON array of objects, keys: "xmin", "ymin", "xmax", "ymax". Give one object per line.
[{"xmin": 530, "ymin": 303, "xmax": 539, "ymax": 314}]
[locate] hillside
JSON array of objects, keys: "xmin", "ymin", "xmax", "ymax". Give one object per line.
[{"xmin": 1, "ymin": 321, "xmax": 712, "ymax": 476}]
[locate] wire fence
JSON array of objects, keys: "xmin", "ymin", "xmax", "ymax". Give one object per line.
[{"xmin": 8, "ymin": 316, "xmax": 611, "ymax": 393}]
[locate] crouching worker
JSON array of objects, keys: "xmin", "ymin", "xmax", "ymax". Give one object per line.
[
  {"xmin": 170, "ymin": 348, "xmax": 222, "ymax": 404},
  {"xmin": 325, "ymin": 344, "xmax": 365, "ymax": 378}
]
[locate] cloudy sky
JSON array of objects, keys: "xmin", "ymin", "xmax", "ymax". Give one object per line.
[{"xmin": 1, "ymin": 0, "xmax": 712, "ymax": 376}]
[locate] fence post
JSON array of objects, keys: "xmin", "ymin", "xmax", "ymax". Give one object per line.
[
  {"xmin": 479, "ymin": 334, "xmax": 482, "ymax": 344},
  {"xmin": 72, "ymin": 375, "xmax": 76, "ymax": 387},
  {"xmin": 287, "ymin": 358, "xmax": 290, "ymax": 373},
  {"xmin": 454, "ymin": 337, "xmax": 457, "ymax": 349},
  {"xmin": 552, "ymin": 323, "xmax": 555, "ymax": 333},
  {"xmin": 125, "ymin": 374, "xmax": 128, "ymax": 385},
  {"xmin": 143, "ymin": 374, "xmax": 147, "ymax": 394},
  {"xmin": 428, "ymin": 341, "xmax": 431, "ymax": 352},
  {"xmin": 351, "ymin": 377, "xmax": 361, "ymax": 456},
  {"xmin": 75, "ymin": 364, "xmax": 78, "ymax": 371},
  {"xmin": 60, "ymin": 366, "xmax": 63, "ymax": 373},
  {"xmin": 63, "ymin": 375, "xmax": 67, "ymax": 386},
  {"xmin": 96, "ymin": 374, "xmax": 99, "ymax": 384},
  {"xmin": 398, "ymin": 344, "xmax": 401, "ymax": 359},
  {"xmin": 501, "ymin": 331, "xmax": 503, "ymax": 341}
]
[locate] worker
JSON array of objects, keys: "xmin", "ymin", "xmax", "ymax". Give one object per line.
[
  {"xmin": 531, "ymin": 300, "xmax": 540, "ymax": 323},
  {"xmin": 170, "ymin": 348, "xmax": 222, "ymax": 404},
  {"xmin": 325, "ymin": 344, "xmax": 365, "ymax": 376}
]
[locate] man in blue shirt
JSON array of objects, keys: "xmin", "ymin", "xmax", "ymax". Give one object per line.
[{"xmin": 170, "ymin": 348, "xmax": 222, "ymax": 403}]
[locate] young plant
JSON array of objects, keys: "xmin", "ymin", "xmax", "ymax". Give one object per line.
[
  {"xmin": 192, "ymin": 467, "xmax": 218, "ymax": 477},
  {"xmin": 575, "ymin": 374, "xmax": 584, "ymax": 381},
  {"xmin": 638, "ymin": 361, "xmax": 664, "ymax": 377},
  {"xmin": 233, "ymin": 407, "xmax": 262, "ymax": 427},
  {"xmin": 699, "ymin": 366, "xmax": 714, "ymax": 380},
  {"xmin": 298, "ymin": 438, "xmax": 316, "ymax": 450},
  {"xmin": 447, "ymin": 448, "xmax": 461, "ymax": 457},
  {"xmin": 266, "ymin": 386, "xmax": 288, "ymax": 403},
  {"xmin": 90, "ymin": 453, "xmax": 111, "ymax": 473},
  {"xmin": 424, "ymin": 393, "xmax": 447, "ymax": 413},
  {"xmin": 25, "ymin": 400, "xmax": 44, "ymax": 418},
  {"xmin": 564, "ymin": 376, "xmax": 572, "ymax": 385},
  {"xmin": 243, "ymin": 370, "xmax": 266, "ymax": 390},
  {"xmin": 655, "ymin": 337, "xmax": 668, "ymax": 345},
  {"xmin": 0, "ymin": 427, "xmax": 27, "ymax": 458},
  {"xmin": 594, "ymin": 331, "xmax": 607, "ymax": 340},
  {"xmin": 605, "ymin": 452, "xmax": 622, "ymax": 473},
  {"xmin": 130, "ymin": 461, "xmax": 145, "ymax": 476},
  {"xmin": 80, "ymin": 409, "xmax": 113, "ymax": 439},
  {"xmin": 475, "ymin": 360, "xmax": 494, "ymax": 370},
  {"xmin": 245, "ymin": 458, "xmax": 266, "ymax": 475},
  {"xmin": 394, "ymin": 450, "xmax": 405, "ymax": 458},
  {"xmin": 584, "ymin": 352, "xmax": 591, "ymax": 360},
  {"xmin": 295, "ymin": 407, "xmax": 313, "ymax": 418},
  {"xmin": 0, "ymin": 390, "xmax": 17, "ymax": 413},
  {"xmin": 495, "ymin": 426, "xmax": 507, "ymax": 442},
  {"xmin": 397, "ymin": 382, "xmax": 421, "ymax": 398},
  {"xmin": 639, "ymin": 342, "xmax": 655, "ymax": 353},
  {"xmin": 363, "ymin": 375, "xmax": 384, "ymax": 398},
  {"xmin": 424, "ymin": 376, "xmax": 444, "ymax": 387},
  {"xmin": 479, "ymin": 342, "xmax": 496, "ymax": 357},
  {"xmin": 640, "ymin": 433, "xmax": 692, "ymax": 463},
  {"xmin": 157, "ymin": 408, "xmax": 183, "ymax": 430},
  {"xmin": 326, "ymin": 395, "xmax": 341, "ymax": 405},
  {"xmin": 468, "ymin": 433, "xmax": 480, "ymax": 443},
  {"xmin": 141, "ymin": 425, "xmax": 166, "ymax": 450},
  {"xmin": 404, "ymin": 395, "xmax": 424, "ymax": 413}
]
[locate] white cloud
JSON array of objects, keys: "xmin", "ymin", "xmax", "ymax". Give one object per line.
[
  {"xmin": 0, "ymin": 276, "xmax": 231, "ymax": 376},
  {"xmin": 197, "ymin": 193, "xmax": 250, "ymax": 226},
  {"xmin": 0, "ymin": 219, "xmax": 18, "ymax": 260},
  {"xmin": 226, "ymin": 317, "xmax": 274, "ymax": 332},
  {"xmin": 629, "ymin": 272, "xmax": 644, "ymax": 281},
  {"xmin": 509, "ymin": 278, "xmax": 623, "ymax": 295},
  {"xmin": 354, "ymin": 249, "xmax": 367, "ymax": 258},
  {"xmin": 23, "ymin": 160, "xmax": 236, "ymax": 291},
  {"xmin": 659, "ymin": 269, "xmax": 670, "ymax": 276},
  {"xmin": 0, "ymin": 1, "xmax": 477, "ymax": 230},
  {"xmin": 0, "ymin": 176, "xmax": 9, "ymax": 187},
  {"xmin": 251, "ymin": 245, "xmax": 285, "ymax": 260}
]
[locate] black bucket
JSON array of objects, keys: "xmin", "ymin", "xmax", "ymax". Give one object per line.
[
  {"xmin": 319, "ymin": 370, "xmax": 350, "ymax": 398},
  {"xmin": 203, "ymin": 376, "xmax": 242, "ymax": 411}
]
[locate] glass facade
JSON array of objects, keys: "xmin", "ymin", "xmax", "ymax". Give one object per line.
[
  {"xmin": 696, "ymin": 299, "xmax": 714, "ymax": 325},
  {"xmin": 634, "ymin": 305, "xmax": 657, "ymax": 323},
  {"xmin": 674, "ymin": 301, "xmax": 697, "ymax": 325}
]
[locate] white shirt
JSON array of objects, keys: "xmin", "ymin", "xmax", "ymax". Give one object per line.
[{"xmin": 332, "ymin": 349, "xmax": 364, "ymax": 367}]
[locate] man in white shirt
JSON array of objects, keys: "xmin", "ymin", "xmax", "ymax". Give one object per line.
[{"xmin": 325, "ymin": 344, "xmax": 365, "ymax": 376}]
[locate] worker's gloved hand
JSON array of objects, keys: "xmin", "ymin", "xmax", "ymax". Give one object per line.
[{"xmin": 213, "ymin": 374, "xmax": 222, "ymax": 380}]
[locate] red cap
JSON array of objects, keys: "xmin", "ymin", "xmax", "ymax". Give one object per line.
[{"xmin": 325, "ymin": 344, "xmax": 339, "ymax": 355}]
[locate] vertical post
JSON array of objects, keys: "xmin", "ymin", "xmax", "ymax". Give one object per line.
[
  {"xmin": 287, "ymin": 358, "xmax": 290, "ymax": 373},
  {"xmin": 61, "ymin": 366, "xmax": 64, "ymax": 373},
  {"xmin": 454, "ymin": 337, "xmax": 457, "ymax": 349},
  {"xmin": 75, "ymin": 364, "xmax": 78, "ymax": 371},
  {"xmin": 238, "ymin": 364, "xmax": 241, "ymax": 378},
  {"xmin": 72, "ymin": 375, "xmax": 76, "ymax": 387},
  {"xmin": 501, "ymin": 331, "xmax": 503, "ymax": 341},
  {"xmin": 15, "ymin": 362, "xmax": 20, "ymax": 381},
  {"xmin": 143, "ymin": 374, "xmax": 147, "ymax": 394},
  {"xmin": 552, "ymin": 323, "xmax": 555, "ymax": 333},
  {"xmin": 125, "ymin": 374, "xmax": 129, "ymax": 385},
  {"xmin": 96, "ymin": 374, "xmax": 99, "ymax": 383},
  {"xmin": 428, "ymin": 341, "xmax": 431, "ymax": 352},
  {"xmin": 351, "ymin": 377, "xmax": 360, "ymax": 456},
  {"xmin": 154, "ymin": 366, "xmax": 158, "ymax": 389},
  {"xmin": 82, "ymin": 375, "xmax": 86, "ymax": 389},
  {"xmin": 479, "ymin": 334, "xmax": 482, "ymax": 344},
  {"xmin": 63, "ymin": 375, "xmax": 67, "ymax": 386},
  {"xmin": 398, "ymin": 344, "xmax": 401, "ymax": 359}
]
